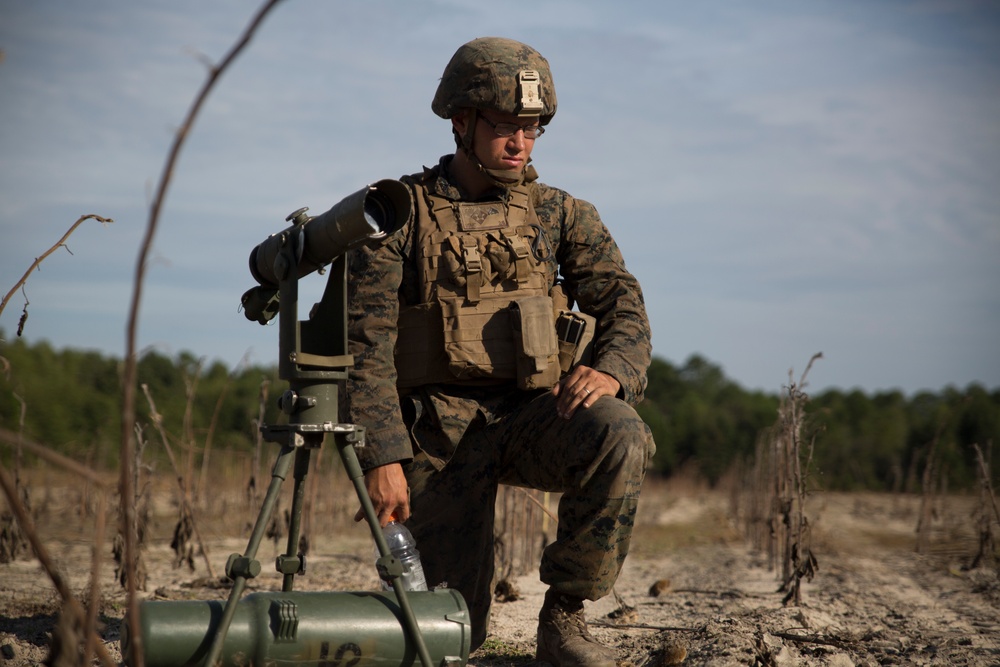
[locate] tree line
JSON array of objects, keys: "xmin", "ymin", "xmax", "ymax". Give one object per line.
[
  {"xmin": 636, "ymin": 355, "xmax": 999, "ymax": 491},
  {"xmin": 1, "ymin": 334, "xmax": 997, "ymax": 491}
]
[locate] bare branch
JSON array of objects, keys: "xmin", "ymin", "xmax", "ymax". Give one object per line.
[
  {"xmin": 0, "ymin": 427, "xmax": 113, "ymax": 488},
  {"xmin": 0, "ymin": 214, "xmax": 113, "ymax": 326},
  {"xmin": 798, "ymin": 352, "xmax": 823, "ymax": 388},
  {"xmin": 117, "ymin": 5, "xmax": 286, "ymax": 662},
  {"xmin": 513, "ymin": 485, "xmax": 558, "ymax": 523}
]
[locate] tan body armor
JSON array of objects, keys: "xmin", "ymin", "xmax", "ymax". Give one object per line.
[{"xmin": 395, "ymin": 181, "xmax": 591, "ymax": 389}]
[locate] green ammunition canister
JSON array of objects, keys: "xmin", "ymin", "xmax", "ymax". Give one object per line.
[{"xmin": 122, "ymin": 589, "xmax": 470, "ymax": 667}]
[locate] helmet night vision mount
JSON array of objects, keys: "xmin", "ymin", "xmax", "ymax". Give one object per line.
[{"xmin": 122, "ymin": 181, "xmax": 472, "ymax": 667}]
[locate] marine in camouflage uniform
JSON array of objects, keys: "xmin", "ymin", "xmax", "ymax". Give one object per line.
[{"xmin": 344, "ymin": 37, "xmax": 654, "ymax": 667}]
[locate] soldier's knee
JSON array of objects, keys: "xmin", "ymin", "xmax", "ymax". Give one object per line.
[{"xmin": 586, "ymin": 400, "xmax": 653, "ymax": 485}]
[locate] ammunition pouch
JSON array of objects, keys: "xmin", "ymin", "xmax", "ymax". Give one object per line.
[
  {"xmin": 510, "ymin": 295, "xmax": 560, "ymax": 390},
  {"xmin": 440, "ymin": 295, "xmax": 518, "ymax": 381}
]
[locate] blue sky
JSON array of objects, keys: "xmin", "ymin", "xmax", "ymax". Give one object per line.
[{"xmin": 1, "ymin": 0, "xmax": 998, "ymax": 396}]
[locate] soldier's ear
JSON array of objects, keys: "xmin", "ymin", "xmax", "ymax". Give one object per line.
[{"xmin": 451, "ymin": 109, "xmax": 472, "ymax": 137}]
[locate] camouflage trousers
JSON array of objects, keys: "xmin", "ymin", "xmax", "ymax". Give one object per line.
[{"xmin": 403, "ymin": 390, "xmax": 655, "ymax": 650}]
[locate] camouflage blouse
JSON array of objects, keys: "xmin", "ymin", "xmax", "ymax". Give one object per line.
[{"xmin": 344, "ymin": 155, "xmax": 652, "ymax": 470}]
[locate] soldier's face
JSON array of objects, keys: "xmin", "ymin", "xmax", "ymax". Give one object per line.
[{"xmin": 469, "ymin": 110, "xmax": 537, "ymax": 174}]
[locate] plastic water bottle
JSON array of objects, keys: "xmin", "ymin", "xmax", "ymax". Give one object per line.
[{"xmin": 378, "ymin": 517, "xmax": 428, "ymax": 591}]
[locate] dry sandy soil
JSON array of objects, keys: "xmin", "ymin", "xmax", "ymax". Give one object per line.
[{"xmin": 1, "ymin": 472, "xmax": 998, "ymax": 666}]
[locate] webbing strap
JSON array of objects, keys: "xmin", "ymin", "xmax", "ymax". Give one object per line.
[
  {"xmin": 501, "ymin": 230, "xmax": 532, "ymax": 283},
  {"xmin": 460, "ymin": 236, "xmax": 482, "ymax": 303}
]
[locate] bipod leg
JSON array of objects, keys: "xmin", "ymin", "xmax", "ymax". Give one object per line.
[
  {"xmin": 279, "ymin": 443, "xmax": 315, "ymax": 591},
  {"xmin": 334, "ymin": 428, "xmax": 434, "ymax": 667},
  {"xmin": 202, "ymin": 442, "xmax": 296, "ymax": 667}
]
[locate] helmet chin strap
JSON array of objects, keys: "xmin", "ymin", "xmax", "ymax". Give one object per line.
[{"xmin": 460, "ymin": 110, "xmax": 528, "ymax": 189}]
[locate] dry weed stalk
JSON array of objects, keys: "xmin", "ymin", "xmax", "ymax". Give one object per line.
[
  {"xmin": 0, "ymin": 462, "xmax": 116, "ymax": 667},
  {"xmin": 778, "ymin": 355, "xmax": 821, "ymax": 605},
  {"xmin": 83, "ymin": 491, "xmax": 108, "ymax": 666},
  {"xmin": 743, "ymin": 438, "xmax": 775, "ymax": 561},
  {"xmin": 742, "ymin": 353, "xmax": 821, "ymax": 606},
  {"xmin": 180, "ymin": 357, "xmax": 205, "ymax": 498},
  {"xmin": 247, "ymin": 378, "xmax": 271, "ymax": 515},
  {"xmin": 915, "ymin": 428, "xmax": 945, "ymax": 554},
  {"xmin": 0, "ymin": 213, "xmax": 113, "ymax": 335},
  {"xmin": 0, "ymin": 430, "xmax": 113, "ymax": 492},
  {"xmin": 198, "ymin": 351, "xmax": 251, "ymax": 502},
  {"xmin": 114, "ymin": 424, "xmax": 150, "ymax": 591},
  {"xmin": 117, "ymin": 3, "xmax": 285, "ymax": 663},
  {"xmin": 140, "ymin": 383, "xmax": 216, "ymax": 577},
  {"xmin": 494, "ymin": 486, "xmax": 554, "ymax": 599},
  {"xmin": 0, "ymin": 428, "xmax": 113, "ymax": 487},
  {"xmin": 0, "ymin": 390, "xmax": 30, "ymax": 562},
  {"xmin": 0, "ymin": 485, "xmax": 29, "ymax": 563},
  {"xmin": 1, "ymin": 219, "xmax": 118, "ymax": 662},
  {"xmin": 968, "ymin": 442, "xmax": 999, "ymax": 569}
]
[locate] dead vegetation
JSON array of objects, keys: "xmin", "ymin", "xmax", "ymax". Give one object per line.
[
  {"xmin": 732, "ymin": 353, "xmax": 822, "ymax": 607},
  {"xmin": 2, "ymin": 453, "xmax": 1000, "ymax": 665}
]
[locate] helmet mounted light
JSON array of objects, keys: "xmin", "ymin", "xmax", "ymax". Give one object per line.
[{"xmin": 517, "ymin": 69, "xmax": 544, "ymax": 116}]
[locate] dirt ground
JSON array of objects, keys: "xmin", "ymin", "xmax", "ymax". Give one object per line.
[{"xmin": 1, "ymin": 472, "xmax": 998, "ymax": 667}]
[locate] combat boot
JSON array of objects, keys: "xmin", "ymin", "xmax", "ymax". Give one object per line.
[{"xmin": 536, "ymin": 590, "xmax": 617, "ymax": 667}]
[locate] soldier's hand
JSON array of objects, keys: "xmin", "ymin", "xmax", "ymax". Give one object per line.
[
  {"xmin": 552, "ymin": 366, "xmax": 621, "ymax": 420},
  {"xmin": 354, "ymin": 462, "xmax": 410, "ymax": 527}
]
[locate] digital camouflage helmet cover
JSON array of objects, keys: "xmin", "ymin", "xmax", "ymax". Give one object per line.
[{"xmin": 432, "ymin": 37, "xmax": 558, "ymax": 124}]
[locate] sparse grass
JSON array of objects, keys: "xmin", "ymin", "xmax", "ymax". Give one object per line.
[{"xmin": 473, "ymin": 637, "xmax": 535, "ymax": 662}]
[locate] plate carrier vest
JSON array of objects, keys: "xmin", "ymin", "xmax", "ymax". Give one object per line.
[{"xmin": 394, "ymin": 177, "xmax": 583, "ymax": 390}]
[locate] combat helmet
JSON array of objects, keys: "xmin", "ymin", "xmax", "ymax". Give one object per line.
[{"xmin": 432, "ymin": 37, "xmax": 557, "ymax": 125}]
